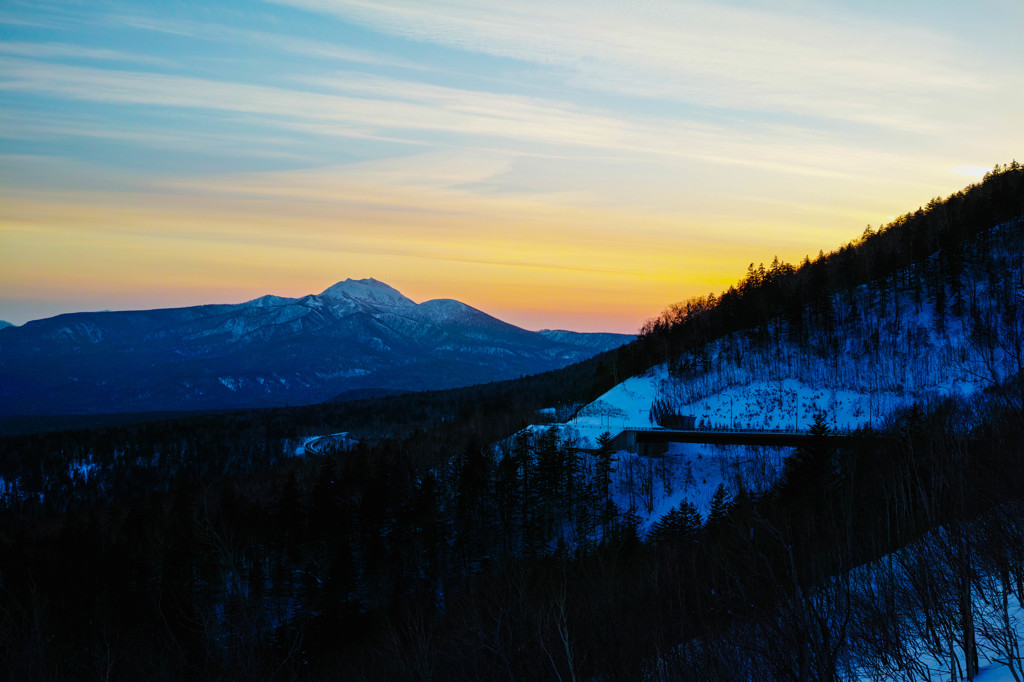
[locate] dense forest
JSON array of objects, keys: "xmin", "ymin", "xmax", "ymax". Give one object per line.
[{"xmin": 1, "ymin": 163, "xmax": 1023, "ymax": 680}]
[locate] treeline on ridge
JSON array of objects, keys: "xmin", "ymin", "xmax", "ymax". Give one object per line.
[{"xmin": 641, "ymin": 161, "xmax": 1024, "ymax": 366}]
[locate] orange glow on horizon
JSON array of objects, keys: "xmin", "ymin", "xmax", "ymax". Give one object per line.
[{"xmin": 0, "ymin": 155, "xmax": 1002, "ymax": 332}]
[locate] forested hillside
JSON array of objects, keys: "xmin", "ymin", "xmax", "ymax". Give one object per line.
[
  {"xmin": 1, "ymin": 164, "xmax": 1022, "ymax": 680},
  {"xmin": 646, "ymin": 206, "xmax": 1024, "ymax": 434}
]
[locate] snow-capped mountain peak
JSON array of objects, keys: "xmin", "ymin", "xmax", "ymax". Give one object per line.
[{"xmin": 319, "ymin": 278, "xmax": 414, "ymax": 307}]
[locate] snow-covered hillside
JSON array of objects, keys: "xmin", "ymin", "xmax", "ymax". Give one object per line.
[
  {"xmin": 527, "ymin": 219, "xmax": 1024, "ymax": 541},
  {"xmin": 653, "ymin": 219, "xmax": 1024, "ymax": 432}
]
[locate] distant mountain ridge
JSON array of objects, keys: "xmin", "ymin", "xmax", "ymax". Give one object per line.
[{"xmin": 0, "ymin": 279, "xmax": 632, "ymax": 416}]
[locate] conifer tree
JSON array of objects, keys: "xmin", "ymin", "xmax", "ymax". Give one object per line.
[
  {"xmin": 782, "ymin": 409, "xmax": 833, "ymax": 493},
  {"xmin": 649, "ymin": 499, "xmax": 702, "ymax": 547},
  {"xmin": 707, "ymin": 483, "xmax": 733, "ymax": 530},
  {"xmin": 594, "ymin": 431, "xmax": 618, "ymax": 533}
]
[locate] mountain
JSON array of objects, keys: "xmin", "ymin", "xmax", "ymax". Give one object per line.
[{"xmin": 0, "ymin": 278, "xmax": 632, "ymax": 416}]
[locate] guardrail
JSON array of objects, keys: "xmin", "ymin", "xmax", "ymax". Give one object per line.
[
  {"xmin": 610, "ymin": 424, "xmax": 855, "ymax": 454},
  {"xmin": 624, "ymin": 426, "xmax": 851, "ymax": 436}
]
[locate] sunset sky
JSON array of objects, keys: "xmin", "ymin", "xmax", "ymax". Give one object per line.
[{"xmin": 1, "ymin": 1, "xmax": 1021, "ymax": 333}]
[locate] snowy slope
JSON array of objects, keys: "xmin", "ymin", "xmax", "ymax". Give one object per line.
[
  {"xmin": 566, "ymin": 222, "xmax": 1023, "ymax": 442},
  {"xmin": 534, "ymin": 220, "xmax": 1024, "ymax": 537}
]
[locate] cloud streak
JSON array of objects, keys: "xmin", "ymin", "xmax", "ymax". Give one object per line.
[
  {"xmin": 269, "ymin": 0, "xmax": 1007, "ymax": 133},
  {"xmin": 0, "ymin": 57, "xmax": 637, "ymax": 149},
  {"xmin": 1, "ymin": 54, "xmax": 955, "ymax": 189}
]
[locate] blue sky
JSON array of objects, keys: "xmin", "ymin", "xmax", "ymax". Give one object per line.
[{"xmin": 1, "ymin": 0, "xmax": 1021, "ymax": 332}]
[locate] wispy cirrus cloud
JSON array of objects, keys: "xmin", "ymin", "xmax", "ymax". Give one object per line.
[
  {"xmin": 268, "ymin": 0, "xmax": 1006, "ymax": 133},
  {"xmin": 0, "ymin": 54, "xmax": 943, "ymax": 190},
  {"xmin": 110, "ymin": 14, "xmax": 428, "ymax": 71},
  {"xmin": 0, "ymin": 40, "xmax": 176, "ymax": 66},
  {"xmin": 0, "ymin": 112, "xmax": 314, "ymax": 164},
  {"xmin": 0, "ymin": 57, "xmax": 636, "ymax": 150}
]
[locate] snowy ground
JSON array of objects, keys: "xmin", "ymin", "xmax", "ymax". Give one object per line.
[
  {"xmin": 539, "ymin": 361, "xmax": 910, "ymax": 533},
  {"xmin": 562, "ymin": 368, "xmax": 663, "ymax": 446},
  {"xmin": 608, "ymin": 441, "xmax": 789, "ymax": 532},
  {"xmin": 538, "ymin": 245, "xmax": 1021, "ymax": 533},
  {"xmin": 563, "ymin": 363, "xmax": 925, "ymax": 449},
  {"xmin": 847, "ymin": 553, "xmax": 1024, "ymax": 682}
]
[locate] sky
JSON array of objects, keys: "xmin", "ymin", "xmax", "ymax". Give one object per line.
[{"xmin": 1, "ymin": 1, "xmax": 1021, "ymax": 333}]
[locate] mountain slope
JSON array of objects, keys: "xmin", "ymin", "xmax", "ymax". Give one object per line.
[{"xmin": 0, "ymin": 278, "xmax": 632, "ymax": 415}]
